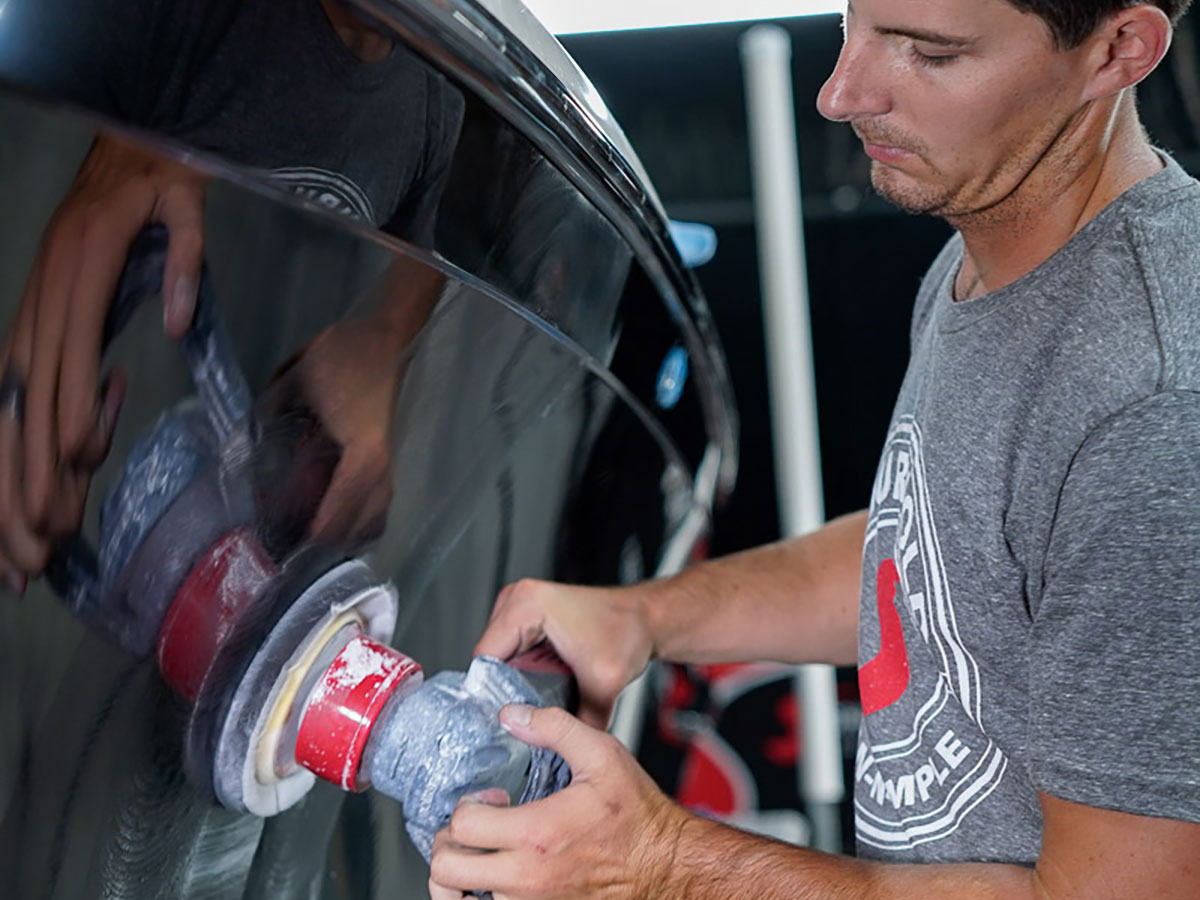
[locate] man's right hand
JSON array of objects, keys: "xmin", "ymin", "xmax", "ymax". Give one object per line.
[
  {"xmin": 0, "ymin": 133, "xmax": 206, "ymax": 591},
  {"xmin": 475, "ymin": 579, "xmax": 656, "ymax": 729}
]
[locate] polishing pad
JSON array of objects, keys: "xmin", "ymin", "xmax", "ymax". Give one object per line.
[{"xmin": 206, "ymin": 555, "xmax": 399, "ymax": 816}]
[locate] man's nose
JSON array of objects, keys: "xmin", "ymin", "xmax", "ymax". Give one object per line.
[{"xmin": 817, "ymin": 37, "xmax": 891, "ymax": 122}]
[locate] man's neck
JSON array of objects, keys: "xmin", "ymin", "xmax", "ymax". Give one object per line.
[
  {"xmin": 949, "ymin": 93, "xmax": 1164, "ymax": 302},
  {"xmin": 317, "ymin": 0, "xmax": 393, "ymax": 63}
]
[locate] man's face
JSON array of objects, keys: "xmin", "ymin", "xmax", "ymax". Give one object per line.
[{"xmin": 817, "ymin": 0, "xmax": 1094, "ymax": 220}]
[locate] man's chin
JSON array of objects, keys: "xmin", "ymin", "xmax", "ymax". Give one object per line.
[{"xmin": 870, "ymin": 166, "xmax": 948, "ymax": 216}]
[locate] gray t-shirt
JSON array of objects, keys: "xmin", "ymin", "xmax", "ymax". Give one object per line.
[
  {"xmin": 855, "ymin": 155, "xmax": 1200, "ymax": 865},
  {"xmin": 3, "ymin": 0, "xmax": 463, "ymax": 243}
]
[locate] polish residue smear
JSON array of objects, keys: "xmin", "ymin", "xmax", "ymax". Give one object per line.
[{"xmin": 328, "ymin": 637, "xmax": 394, "ymax": 689}]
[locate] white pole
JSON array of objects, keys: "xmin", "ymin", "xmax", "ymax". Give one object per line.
[
  {"xmin": 739, "ymin": 23, "xmax": 844, "ymax": 853},
  {"xmin": 610, "ymin": 450, "xmax": 722, "ymax": 752}
]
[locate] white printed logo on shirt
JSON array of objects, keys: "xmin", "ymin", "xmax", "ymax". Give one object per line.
[
  {"xmin": 855, "ymin": 416, "xmax": 1009, "ymax": 851},
  {"xmin": 268, "ymin": 166, "xmax": 376, "ymax": 224}
]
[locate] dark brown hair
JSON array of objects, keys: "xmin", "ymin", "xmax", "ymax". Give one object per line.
[{"xmin": 1007, "ymin": 0, "xmax": 1193, "ymax": 48}]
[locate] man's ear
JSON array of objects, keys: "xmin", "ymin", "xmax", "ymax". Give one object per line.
[{"xmin": 1082, "ymin": 4, "xmax": 1173, "ymax": 101}]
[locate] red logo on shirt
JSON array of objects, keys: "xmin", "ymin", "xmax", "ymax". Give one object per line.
[{"xmin": 859, "ymin": 558, "xmax": 909, "ymax": 715}]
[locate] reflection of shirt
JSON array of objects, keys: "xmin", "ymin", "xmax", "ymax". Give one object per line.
[
  {"xmin": 2, "ymin": 0, "xmax": 463, "ymax": 244},
  {"xmin": 855, "ymin": 156, "xmax": 1200, "ymax": 865}
]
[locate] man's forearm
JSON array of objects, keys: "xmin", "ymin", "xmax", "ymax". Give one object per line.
[
  {"xmin": 640, "ymin": 509, "xmax": 866, "ymax": 667},
  {"xmin": 655, "ymin": 812, "xmax": 1039, "ymax": 900}
]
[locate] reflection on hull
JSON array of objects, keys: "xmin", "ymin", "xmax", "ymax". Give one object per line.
[
  {"xmin": 0, "ymin": 0, "xmax": 736, "ymax": 894},
  {"xmin": 0, "ymin": 82, "xmax": 732, "ymax": 897}
]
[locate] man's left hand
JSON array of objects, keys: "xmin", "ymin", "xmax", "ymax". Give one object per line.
[{"xmin": 428, "ymin": 704, "xmax": 685, "ymax": 900}]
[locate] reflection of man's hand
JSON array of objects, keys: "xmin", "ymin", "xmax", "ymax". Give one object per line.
[
  {"xmin": 264, "ymin": 317, "xmax": 406, "ymax": 551},
  {"xmin": 260, "ymin": 257, "xmax": 444, "ymax": 555},
  {"xmin": 0, "ymin": 133, "xmax": 205, "ymax": 591}
]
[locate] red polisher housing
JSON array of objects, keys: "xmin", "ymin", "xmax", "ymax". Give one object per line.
[
  {"xmin": 156, "ymin": 528, "xmax": 277, "ymax": 700},
  {"xmin": 295, "ymin": 634, "xmax": 421, "ymax": 791}
]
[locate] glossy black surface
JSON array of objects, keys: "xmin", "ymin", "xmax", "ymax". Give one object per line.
[{"xmin": 0, "ymin": 1, "xmax": 736, "ymax": 896}]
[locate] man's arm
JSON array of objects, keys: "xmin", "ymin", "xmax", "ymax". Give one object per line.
[
  {"xmin": 475, "ymin": 509, "xmax": 865, "ymax": 726},
  {"xmin": 430, "ymin": 707, "xmax": 1200, "ymax": 900},
  {"xmin": 642, "ymin": 508, "xmax": 865, "ymax": 668},
  {"xmin": 661, "ymin": 791, "xmax": 1198, "ymax": 899}
]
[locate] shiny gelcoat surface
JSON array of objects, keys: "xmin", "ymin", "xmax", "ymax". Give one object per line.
[{"xmin": 0, "ymin": 1, "xmax": 737, "ymax": 895}]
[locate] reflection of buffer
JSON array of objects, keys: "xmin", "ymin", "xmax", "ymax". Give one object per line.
[{"xmin": 44, "ymin": 226, "xmax": 573, "ymax": 864}]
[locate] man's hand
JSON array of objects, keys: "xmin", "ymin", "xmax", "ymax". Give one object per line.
[
  {"xmin": 261, "ymin": 315, "xmax": 406, "ymax": 550},
  {"xmin": 0, "ymin": 133, "xmax": 205, "ymax": 590},
  {"xmin": 476, "ymin": 580, "xmax": 655, "ymax": 728},
  {"xmin": 428, "ymin": 704, "xmax": 685, "ymax": 900}
]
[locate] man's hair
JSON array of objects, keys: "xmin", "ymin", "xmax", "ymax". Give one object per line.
[{"xmin": 1007, "ymin": 0, "xmax": 1193, "ymax": 48}]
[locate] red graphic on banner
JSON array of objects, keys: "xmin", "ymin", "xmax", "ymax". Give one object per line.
[
  {"xmin": 676, "ymin": 729, "xmax": 756, "ymax": 816},
  {"xmin": 859, "ymin": 558, "xmax": 909, "ymax": 715},
  {"xmin": 764, "ymin": 692, "xmax": 800, "ymax": 768}
]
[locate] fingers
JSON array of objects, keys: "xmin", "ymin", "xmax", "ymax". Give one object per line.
[
  {"xmin": 70, "ymin": 367, "xmax": 126, "ymax": 471},
  {"xmin": 56, "ymin": 181, "xmax": 155, "ymax": 462},
  {"xmin": 24, "ymin": 218, "xmax": 80, "ymax": 526},
  {"xmin": 309, "ymin": 433, "xmax": 392, "ymax": 545},
  {"xmin": 47, "ymin": 467, "xmax": 90, "ymax": 536},
  {"xmin": 461, "ymin": 787, "xmax": 510, "ymax": 808},
  {"xmin": 446, "ymin": 793, "xmax": 521, "ymax": 852},
  {"xmin": 499, "ymin": 704, "xmax": 613, "ymax": 777},
  {"xmin": 5, "ymin": 152, "xmax": 183, "ymax": 571},
  {"xmin": 158, "ymin": 181, "xmax": 206, "ymax": 338},
  {"xmin": 0, "ymin": 361, "xmax": 117, "ymax": 585},
  {"xmin": 574, "ymin": 700, "xmax": 616, "ymax": 732},
  {"xmin": 428, "ymin": 791, "xmax": 516, "ymax": 898},
  {"xmin": 428, "ymin": 708, "xmax": 668, "ymax": 900},
  {"xmin": 426, "ymin": 876, "xmax": 463, "ymax": 900},
  {"xmin": 474, "ymin": 580, "xmax": 644, "ymax": 729},
  {"xmin": 0, "ymin": 136, "xmax": 209, "ymax": 585},
  {"xmin": 429, "ymin": 829, "xmax": 520, "ymax": 896},
  {"xmin": 0, "ymin": 273, "xmax": 43, "ymax": 587},
  {"xmin": 473, "ymin": 580, "xmax": 547, "ymax": 661},
  {"xmin": 343, "ymin": 452, "xmax": 393, "ymax": 545},
  {"xmin": 0, "ymin": 410, "xmax": 49, "ymax": 583}
]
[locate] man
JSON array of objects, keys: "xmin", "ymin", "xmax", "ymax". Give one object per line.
[{"xmin": 429, "ymin": 1, "xmax": 1200, "ymax": 897}]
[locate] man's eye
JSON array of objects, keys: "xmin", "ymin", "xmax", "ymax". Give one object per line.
[{"xmin": 910, "ymin": 45, "xmax": 958, "ymax": 67}]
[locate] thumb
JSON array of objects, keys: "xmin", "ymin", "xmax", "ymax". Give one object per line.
[{"xmin": 499, "ymin": 704, "xmax": 610, "ymax": 777}]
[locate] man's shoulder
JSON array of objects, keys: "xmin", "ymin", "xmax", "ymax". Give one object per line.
[
  {"xmin": 1109, "ymin": 163, "xmax": 1200, "ymax": 391},
  {"xmin": 1119, "ymin": 163, "xmax": 1200, "ymax": 264},
  {"xmin": 1032, "ymin": 162, "xmax": 1200, "ymax": 396}
]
